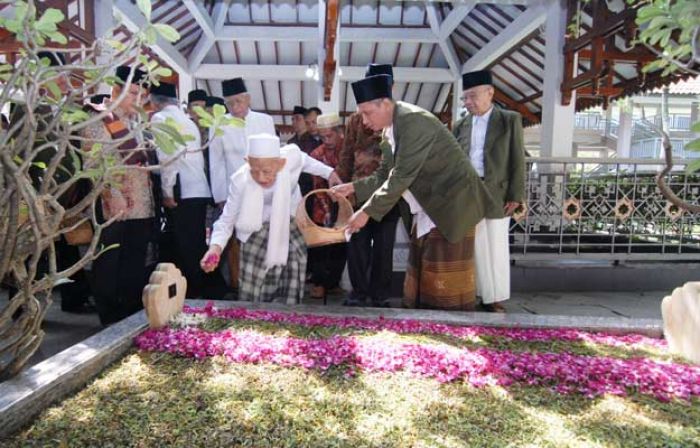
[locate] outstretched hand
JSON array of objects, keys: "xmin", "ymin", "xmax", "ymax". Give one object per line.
[
  {"xmin": 504, "ymin": 201, "xmax": 521, "ymax": 216},
  {"xmin": 346, "ymin": 210, "xmax": 370, "ymax": 234},
  {"xmin": 200, "ymin": 245, "xmax": 223, "ymax": 273},
  {"xmin": 328, "ymin": 171, "xmax": 343, "ymax": 188},
  {"xmin": 330, "ymin": 182, "xmax": 355, "ymax": 198}
]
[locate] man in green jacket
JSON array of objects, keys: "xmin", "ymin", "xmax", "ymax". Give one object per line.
[
  {"xmin": 332, "ymin": 75, "xmax": 499, "ymax": 311},
  {"xmin": 452, "ymin": 70, "xmax": 526, "ymax": 313}
]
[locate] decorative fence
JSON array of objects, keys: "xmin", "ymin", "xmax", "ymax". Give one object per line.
[
  {"xmin": 388, "ymin": 157, "xmax": 700, "ymax": 271},
  {"xmin": 510, "ymin": 157, "xmax": 700, "ymax": 261}
]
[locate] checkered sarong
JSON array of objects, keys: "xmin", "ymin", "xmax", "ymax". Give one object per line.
[{"xmin": 238, "ymin": 220, "xmax": 307, "ymax": 304}]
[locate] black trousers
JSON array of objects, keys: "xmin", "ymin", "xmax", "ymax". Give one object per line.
[
  {"xmin": 55, "ymin": 236, "xmax": 91, "ymax": 311},
  {"xmin": 92, "ymin": 218, "xmax": 153, "ymax": 326},
  {"xmin": 309, "ymin": 243, "xmax": 347, "ymax": 289},
  {"xmin": 172, "ymin": 198, "xmax": 226, "ymax": 298},
  {"xmin": 347, "ymin": 217, "xmax": 398, "ymax": 302}
]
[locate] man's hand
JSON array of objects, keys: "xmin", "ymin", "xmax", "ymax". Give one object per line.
[
  {"xmin": 328, "ymin": 171, "xmax": 342, "ymax": 188},
  {"xmin": 504, "ymin": 201, "xmax": 521, "ymax": 216},
  {"xmin": 331, "ymin": 182, "xmax": 355, "ymax": 198},
  {"xmin": 346, "ymin": 210, "xmax": 369, "ymax": 234},
  {"xmin": 163, "ymin": 197, "xmax": 178, "ymax": 209},
  {"xmin": 200, "ymin": 245, "xmax": 223, "ymax": 273}
]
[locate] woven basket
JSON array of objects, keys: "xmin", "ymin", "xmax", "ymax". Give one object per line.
[
  {"xmin": 63, "ymin": 218, "xmax": 94, "ymax": 246},
  {"xmin": 295, "ymin": 189, "xmax": 353, "ymax": 248}
]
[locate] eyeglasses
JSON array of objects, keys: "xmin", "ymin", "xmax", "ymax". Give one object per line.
[{"xmin": 459, "ymin": 88, "xmax": 491, "ymax": 102}]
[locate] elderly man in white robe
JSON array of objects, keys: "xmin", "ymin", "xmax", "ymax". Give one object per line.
[
  {"xmin": 201, "ymin": 134, "xmax": 341, "ymax": 303},
  {"xmin": 208, "ymin": 77, "xmax": 276, "ymax": 206}
]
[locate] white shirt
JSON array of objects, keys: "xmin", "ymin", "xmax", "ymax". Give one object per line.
[
  {"xmin": 469, "ymin": 106, "xmax": 493, "ymax": 178},
  {"xmin": 209, "ymin": 109, "xmax": 275, "ymax": 203},
  {"xmin": 210, "ymin": 152, "xmax": 333, "ymax": 248},
  {"xmin": 151, "ymin": 104, "xmax": 211, "ymax": 200},
  {"xmin": 384, "ymin": 125, "xmax": 436, "ymax": 238}
]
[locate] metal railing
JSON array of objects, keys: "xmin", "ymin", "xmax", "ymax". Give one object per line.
[
  {"xmin": 574, "ymin": 113, "xmax": 695, "ymax": 142},
  {"xmin": 390, "ymin": 157, "xmax": 700, "ymax": 270},
  {"xmin": 510, "ymin": 157, "xmax": 700, "ymax": 261},
  {"xmin": 631, "ymin": 138, "xmax": 700, "ymax": 159},
  {"xmin": 652, "ymin": 114, "xmax": 693, "ymax": 131}
]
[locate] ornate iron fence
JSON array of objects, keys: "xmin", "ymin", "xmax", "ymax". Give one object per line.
[
  {"xmin": 388, "ymin": 157, "xmax": 700, "ymax": 271},
  {"xmin": 511, "ymin": 157, "xmax": 700, "ymax": 260}
]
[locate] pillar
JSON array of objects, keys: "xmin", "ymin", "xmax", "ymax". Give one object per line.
[{"xmin": 540, "ymin": 0, "xmax": 576, "ymax": 158}]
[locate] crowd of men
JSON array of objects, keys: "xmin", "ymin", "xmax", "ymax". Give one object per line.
[{"xmin": 6, "ymin": 50, "xmax": 525, "ymax": 326}]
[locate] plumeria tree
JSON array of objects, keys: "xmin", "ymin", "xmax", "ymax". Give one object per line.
[
  {"xmin": 0, "ymin": 0, "xmax": 231, "ymax": 379},
  {"xmin": 632, "ymin": 0, "xmax": 700, "ymax": 212}
]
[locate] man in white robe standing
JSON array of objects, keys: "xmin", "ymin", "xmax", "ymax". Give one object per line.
[{"xmin": 208, "ymin": 77, "xmax": 275, "ymax": 207}]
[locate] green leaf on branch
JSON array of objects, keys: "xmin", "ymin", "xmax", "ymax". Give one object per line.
[
  {"xmin": 685, "ymin": 138, "xmax": 700, "ymax": 151},
  {"xmin": 45, "ymin": 81, "xmax": 62, "ymax": 99},
  {"xmin": 636, "ymin": 7, "xmax": 665, "ymax": 23},
  {"xmin": 106, "ymin": 39, "xmax": 127, "ymax": 52},
  {"xmin": 153, "ymin": 67, "xmax": 172, "ymax": 79},
  {"xmin": 192, "ymin": 106, "xmax": 212, "ymax": 122},
  {"xmin": 212, "ymin": 104, "xmax": 226, "ymax": 119},
  {"xmin": 143, "ymin": 27, "xmax": 157, "ymax": 45},
  {"xmin": 32, "ymin": 161, "xmax": 47, "ymax": 170},
  {"xmin": 691, "ymin": 121, "xmax": 700, "ymax": 133},
  {"xmin": 38, "ymin": 8, "xmax": 63, "ymax": 25},
  {"xmin": 685, "ymin": 158, "xmax": 700, "ymax": 174},
  {"xmin": 47, "ymin": 31, "xmax": 67, "ymax": 44},
  {"xmin": 61, "ymin": 108, "xmax": 90, "ymax": 124},
  {"xmin": 153, "ymin": 23, "xmax": 179, "ymax": 43},
  {"xmin": 136, "ymin": 0, "xmax": 151, "ymax": 20},
  {"xmin": 153, "ymin": 131, "xmax": 177, "ymax": 156}
]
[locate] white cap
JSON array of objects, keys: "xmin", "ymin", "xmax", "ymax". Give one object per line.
[
  {"xmin": 247, "ymin": 134, "xmax": 280, "ymax": 158},
  {"xmin": 317, "ymin": 112, "xmax": 341, "ymax": 129}
]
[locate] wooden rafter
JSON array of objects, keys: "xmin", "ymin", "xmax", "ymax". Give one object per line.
[
  {"xmin": 493, "ymin": 90, "xmax": 538, "ymax": 124},
  {"xmin": 322, "ymin": 0, "xmax": 339, "ymax": 100},
  {"xmin": 561, "ymin": 0, "xmax": 651, "ymax": 109}
]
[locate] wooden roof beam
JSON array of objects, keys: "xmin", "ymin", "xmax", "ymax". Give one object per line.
[
  {"xmin": 195, "ymin": 64, "xmax": 455, "ymax": 83},
  {"xmin": 217, "ymin": 25, "xmax": 438, "ymax": 43},
  {"xmin": 494, "ymin": 89, "xmax": 538, "ymax": 123},
  {"xmin": 113, "ymin": 0, "xmax": 189, "ymax": 75},
  {"xmin": 425, "ymin": 2, "xmax": 461, "ymax": 76},
  {"xmin": 185, "ymin": 0, "xmax": 230, "ymax": 72},
  {"xmin": 461, "ymin": 3, "xmax": 548, "ymax": 73},
  {"xmin": 323, "ymin": 0, "xmax": 339, "ymax": 101},
  {"xmin": 438, "ymin": 2, "xmax": 476, "ymax": 41}
]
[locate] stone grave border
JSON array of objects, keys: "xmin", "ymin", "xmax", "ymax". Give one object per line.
[{"xmin": 0, "ymin": 299, "xmax": 663, "ymax": 439}]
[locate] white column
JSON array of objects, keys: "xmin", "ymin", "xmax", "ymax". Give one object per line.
[
  {"xmin": 691, "ymin": 102, "xmax": 699, "ymax": 135},
  {"xmin": 452, "ymin": 78, "xmax": 463, "ymax": 126},
  {"xmin": 178, "ymin": 73, "xmax": 195, "ymax": 103},
  {"xmin": 540, "ymin": 0, "xmax": 575, "ymax": 158},
  {"xmin": 94, "ymin": 0, "xmax": 114, "ymax": 94},
  {"xmin": 616, "ymin": 107, "xmax": 633, "ymax": 158}
]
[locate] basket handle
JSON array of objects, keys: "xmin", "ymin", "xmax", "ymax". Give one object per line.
[{"xmin": 296, "ymin": 188, "xmax": 354, "ymax": 227}]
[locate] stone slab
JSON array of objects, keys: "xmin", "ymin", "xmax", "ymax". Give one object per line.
[
  {"xmin": 0, "ymin": 300, "xmax": 663, "ymax": 440},
  {"xmin": 0, "ymin": 312, "xmax": 148, "ymax": 440},
  {"xmin": 186, "ymin": 299, "xmax": 664, "ymax": 337}
]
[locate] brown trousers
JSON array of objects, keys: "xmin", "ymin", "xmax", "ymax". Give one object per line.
[{"xmin": 403, "ymin": 226, "xmax": 476, "ymax": 311}]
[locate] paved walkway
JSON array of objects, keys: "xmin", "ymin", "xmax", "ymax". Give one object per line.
[{"xmin": 1, "ymin": 288, "xmax": 668, "ymax": 371}]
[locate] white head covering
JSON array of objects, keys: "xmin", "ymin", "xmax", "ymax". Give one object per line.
[
  {"xmin": 236, "ymin": 135, "xmax": 304, "ymax": 271},
  {"xmin": 316, "ymin": 113, "xmax": 341, "ymax": 130},
  {"xmin": 247, "ymin": 134, "xmax": 281, "ymax": 158}
]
